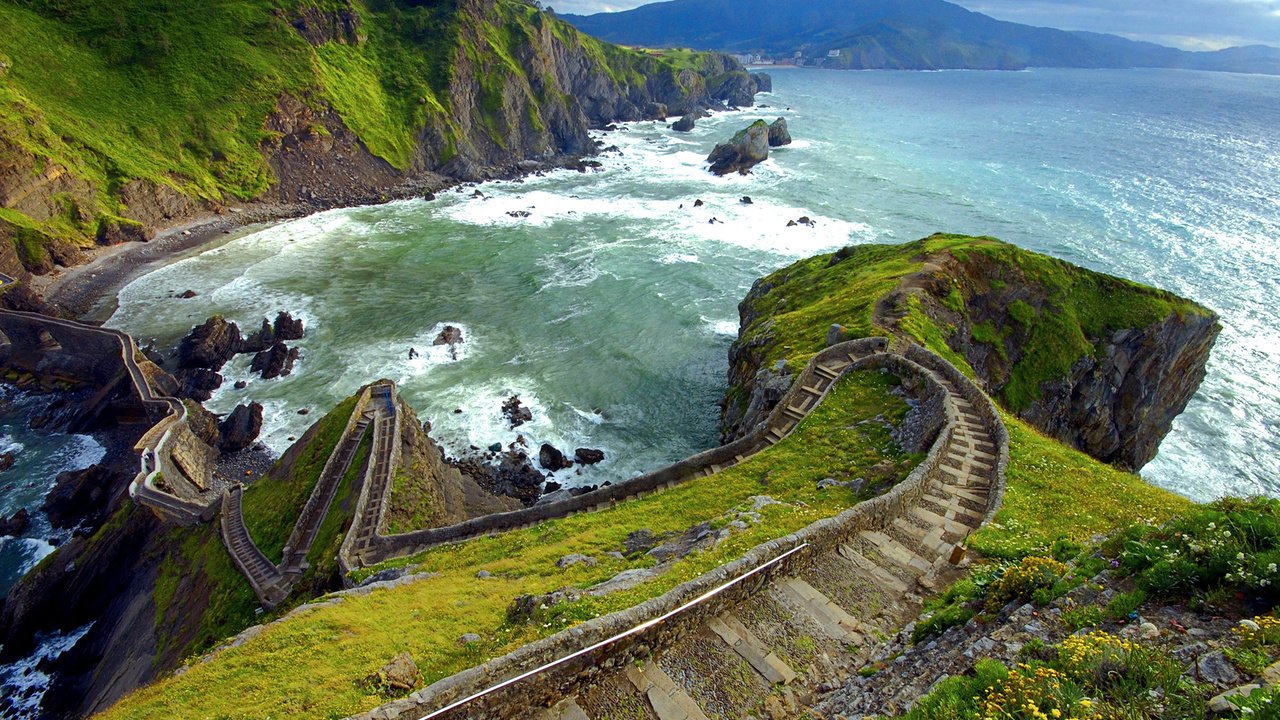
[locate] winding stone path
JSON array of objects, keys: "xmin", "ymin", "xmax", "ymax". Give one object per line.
[
  {"xmin": 220, "ymin": 388, "xmax": 378, "ymax": 608},
  {"xmin": 352, "ymin": 342, "xmax": 1009, "ymax": 720}
]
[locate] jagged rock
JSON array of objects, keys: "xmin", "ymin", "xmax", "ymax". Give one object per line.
[
  {"xmin": 41, "ymin": 464, "xmax": 118, "ymax": 531},
  {"xmin": 648, "ymin": 521, "xmax": 728, "ymax": 562},
  {"xmin": 740, "ymin": 196, "xmax": 753, "ymax": 204},
  {"xmin": 0, "ymin": 508, "xmax": 29, "ymax": 537},
  {"xmin": 556, "ymin": 554, "xmax": 596, "ymax": 569},
  {"xmin": 1198, "ymin": 650, "xmax": 1243, "ymax": 687},
  {"xmin": 767, "ymin": 117, "xmax": 792, "ymax": 147},
  {"xmin": 174, "ymin": 368, "xmax": 223, "ymax": 402},
  {"xmin": 250, "ymin": 341, "xmax": 298, "ymax": 380},
  {"xmin": 501, "ymin": 395, "xmax": 533, "ymax": 428},
  {"xmin": 177, "ymin": 316, "xmax": 242, "ymax": 370},
  {"xmin": 233, "ymin": 380, "xmax": 247, "ymax": 390},
  {"xmin": 359, "ymin": 567, "xmax": 408, "ymax": 586},
  {"xmin": 0, "ymin": 451, "xmax": 14, "ymax": 472},
  {"xmin": 219, "ymin": 403, "xmax": 264, "ymax": 453},
  {"xmin": 750, "ymin": 72, "xmax": 773, "ymax": 92},
  {"xmin": 574, "ymin": 448, "xmax": 605, "ymax": 465},
  {"xmin": 242, "ymin": 319, "xmax": 273, "ymax": 353},
  {"xmin": 623, "ymin": 529, "xmax": 660, "ymax": 557},
  {"xmin": 707, "ymin": 120, "xmax": 770, "ymax": 175},
  {"xmin": 708, "ymin": 70, "xmax": 757, "ymax": 107},
  {"xmin": 433, "ymin": 325, "xmax": 464, "ymax": 346},
  {"xmin": 273, "ymin": 311, "xmax": 304, "ymax": 341},
  {"xmin": 177, "ymin": 290, "xmax": 197, "ymax": 299},
  {"xmin": 458, "ymin": 449, "xmax": 545, "ymax": 506},
  {"xmin": 644, "ymin": 102, "xmax": 668, "ymax": 120},
  {"xmin": 539, "ymin": 444, "xmax": 572, "ymax": 471},
  {"xmin": 671, "ymin": 115, "xmax": 697, "ymax": 132},
  {"xmin": 693, "ymin": 199, "xmax": 704, "ymax": 207},
  {"xmin": 365, "ymin": 652, "xmax": 421, "ymax": 694}
]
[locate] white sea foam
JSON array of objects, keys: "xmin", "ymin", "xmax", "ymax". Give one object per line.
[{"xmin": 0, "ymin": 622, "xmax": 94, "ymax": 718}]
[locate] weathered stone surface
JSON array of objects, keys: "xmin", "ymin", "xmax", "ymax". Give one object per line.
[
  {"xmin": 1198, "ymin": 650, "xmax": 1243, "ymax": 687},
  {"xmin": 433, "ymin": 325, "xmax": 463, "ymax": 346},
  {"xmin": 1208, "ymin": 685, "xmax": 1261, "ymax": 714},
  {"xmin": 707, "ymin": 120, "xmax": 770, "ymax": 175},
  {"xmin": 219, "ymin": 403, "xmax": 264, "ymax": 453},
  {"xmin": 750, "ymin": 72, "xmax": 773, "ymax": 92},
  {"xmin": 366, "ymin": 652, "xmax": 421, "ymax": 694},
  {"xmin": 556, "ymin": 553, "xmax": 596, "ymax": 569},
  {"xmin": 41, "ymin": 464, "xmax": 120, "ymax": 532},
  {"xmin": 767, "ymin": 117, "xmax": 792, "ymax": 147},
  {"xmin": 177, "ymin": 316, "xmax": 241, "ymax": 370},
  {"xmin": 708, "ymin": 70, "xmax": 757, "ymax": 108},
  {"xmin": 574, "ymin": 447, "xmax": 605, "ymax": 465},
  {"xmin": 501, "ymin": 395, "xmax": 533, "ymax": 428},
  {"xmin": 173, "ymin": 368, "xmax": 223, "ymax": 402}
]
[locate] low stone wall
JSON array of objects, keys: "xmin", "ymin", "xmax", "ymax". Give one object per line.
[
  {"xmin": 0, "ymin": 309, "xmax": 220, "ymax": 525},
  {"xmin": 359, "ymin": 337, "xmax": 891, "ymax": 566},
  {"xmin": 352, "ymin": 347, "xmax": 977, "ymax": 720}
]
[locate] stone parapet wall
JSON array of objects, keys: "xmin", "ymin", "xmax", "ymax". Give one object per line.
[
  {"xmin": 361, "ymin": 338, "xmax": 891, "ymax": 566},
  {"xmin": 351, "ymin": 346, "xmax": 982, "ymax": 720}
]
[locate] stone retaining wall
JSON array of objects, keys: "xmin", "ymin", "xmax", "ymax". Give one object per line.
[
  {"xmin": 352, "ymin": 346, "xmax": 986, "ymax": 720},
  {"xmin": 359, "ymin": 338, "xmax": 891, "ymax": 566}
]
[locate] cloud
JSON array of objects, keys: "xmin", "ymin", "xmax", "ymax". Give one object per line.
[
  {"xmin": 553, "ymin": 0, "xmax": 1280, "ymax": 49},
  {"xmin": 957, "ymin": 0, "xmax": 1280, "ymax": 49}
]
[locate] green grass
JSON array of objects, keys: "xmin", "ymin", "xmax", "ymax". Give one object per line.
[
  {"xmin": 100, "ymin": 370, "xmax": 918, "ymax": 719},
  {"xmin": 0, "ymin": 0, "xmax": 724, "ymax": 266},
  {"xmin": 966, "ymin": 415, "xmax": 1189, "ymax": 560},
  {"xmin": 242, "ymin": 394, "xmax": 359, "ymax": 563}
]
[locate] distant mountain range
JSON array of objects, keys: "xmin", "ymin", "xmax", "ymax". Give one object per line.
[{"xmin": 561, "ymin": 0, "xmax": 1280, "ymax": 75}]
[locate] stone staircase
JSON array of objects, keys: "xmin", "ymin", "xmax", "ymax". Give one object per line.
[
  {"xmin": 220, "ymin": 387, "xmax": 379, "ymax": 608},
  {"xmin": 353, "ymin": 344, "xmax": 1008, "ymax": 720}
]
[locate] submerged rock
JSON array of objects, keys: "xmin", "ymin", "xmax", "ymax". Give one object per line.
[
  {"xmin": 433, "ymin": 325, "xmax": 464, "ymax": 346},
  {"xmin": 0, "ymin": 451, "xmax": 14, "ymax": 472},
  {"xmin": 501, "ymin": 395, "xmax": 533, "ymax": 428},
  {"xmin": 707, "ymin": 120, "xmax": 770, "ymax": 175}
]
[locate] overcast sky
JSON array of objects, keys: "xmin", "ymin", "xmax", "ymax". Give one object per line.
[{"xmin": 550, "ymin": 0, "xmax": 1280, "ymax": 50}]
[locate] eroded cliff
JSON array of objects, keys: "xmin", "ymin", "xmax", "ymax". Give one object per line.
[{"xmin": 723, "ymin": 234, "xmax": 1219, "ymax": 472}]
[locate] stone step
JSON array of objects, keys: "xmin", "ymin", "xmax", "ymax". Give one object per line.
[
  {"xmin": 921, "ymin": 493, "xmax": 983, "ymax": 524},
  {"xmin": 625, "ymin": 662, "xmax": 710, "ymax": 720},
  {"xmin": 773, "ymin": 578, "xmax": 863, "ymax": 643},
  {"xmin": 706, "ymin": 613, "xmax": 798, "ymax": 686},
  {"xmin": 891, "ymin": 517, "xmax": 949, "ymax": 556},
  {"xmin": 838, "ymin": 545, "xmax": 909, "ymax": 595},
  {"xmin": 859, "ymin": 531, "xmax": 932, "ymax": 575},
  {"xmin": 909, "ymin": 505, "xmax": 971, "ymax": 538}
]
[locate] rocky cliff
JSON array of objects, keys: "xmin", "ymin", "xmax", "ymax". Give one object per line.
[
  {"xmin": 0, "ymin": 382, "xmax": 522, "ymax": 718},
  {"xmin": 0, "ymin": 0, "xmax": 750, "ymax": 300},
  {"xmin": 723, "ymin": 234, "xmax": 1219, "ymax": 472}
]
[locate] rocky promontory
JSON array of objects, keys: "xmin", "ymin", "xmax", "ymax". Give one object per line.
[{"xmin": 723, "ymin": 234, "xmax": 1219, "ymax": 472}]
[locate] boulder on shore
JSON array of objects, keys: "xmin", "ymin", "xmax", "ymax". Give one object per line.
[
  {"xmin": 574, "ymin": 448, "xmax": 605, "ymax": 465},
  {"xmin": 219, "ymin": 402, "xmax": 264, "ymax": 453},
  {"xmin": 177, "ymin": 316, "xmax": 242, "ymax": 370},
  {"xmin": 768, "ymin": 117, "xmax": 792, "ymax": 147},
  {"xmin": 707, "ymin": 120, "xmax": 770, "ymax": 175}
]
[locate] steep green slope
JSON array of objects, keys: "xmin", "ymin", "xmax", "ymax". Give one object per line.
[
  {"xmin": 727, "ymin": 234, "xmax": 1218, "ymax": 471},
  {"xmin": 99, "ymin": 370, "xmax": 915, "ymax": 719},
  {"xmin": 0, "ymin": 0, "xmax": 734, "ymax": 276}
]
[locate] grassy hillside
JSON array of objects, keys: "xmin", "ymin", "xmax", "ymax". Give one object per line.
[
  {"xmin": 100, "ymin": 370, "xmax": 917, "ymax": 719},
  {"xmin": 734, "ymin": 233, "xmax": 1210, "ymax": 412},
  {"xmin": 0, "ymin": 0, "xmax": 724, "ymax": 271}
]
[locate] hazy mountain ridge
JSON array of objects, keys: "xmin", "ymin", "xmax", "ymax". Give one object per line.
[{"xmin": 561, "ymin": 0, "xmax": 1280, "ymax": 75}]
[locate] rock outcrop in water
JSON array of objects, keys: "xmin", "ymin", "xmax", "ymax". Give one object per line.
[
  {"xmin": 724, "ymin": 234, "xmax": 1219, "ymax": 471},
  {"xmin": 707, "ymin": 120, "xmax": 771, "ymax": 175},
  {"xmin": 768, "ymin": 118, "xmax": 792, "ymax": 147}
]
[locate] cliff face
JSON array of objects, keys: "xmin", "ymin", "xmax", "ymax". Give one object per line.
[
  {"xmin": 721, "ymin": 235, "xmax": 1220, "ymax": 472},
  {"xmin": 0, "ymin": 0, "xmax": 748, "ymax": 294}
]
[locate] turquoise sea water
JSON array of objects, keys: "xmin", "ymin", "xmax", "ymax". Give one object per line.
[{"xmin": 107, "ymin": 68, "xmax": 1280, "ymax": 503}]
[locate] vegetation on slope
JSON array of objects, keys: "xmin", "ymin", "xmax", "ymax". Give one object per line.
[
  {"xmin": 101, "ymin": 369, "xmax": 918, "ymax": 719},
  {"xmin": 0, "ymin": 0, "xmax": 727, "ymax": 268}
]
